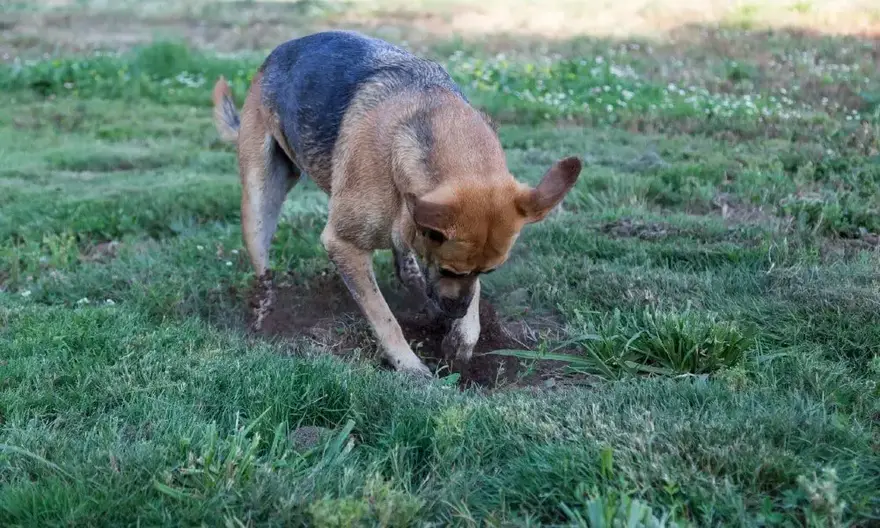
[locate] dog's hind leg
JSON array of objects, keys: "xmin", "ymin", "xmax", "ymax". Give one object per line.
[
  {"xmin": 239, "ymin": 139, "xmax": 299, "ymax": 279},
  {"xmin": 237, "ymin": 90, "xmax": 300, "ymax": 329}
]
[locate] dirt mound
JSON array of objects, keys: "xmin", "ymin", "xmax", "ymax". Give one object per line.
[{"xmin": 247, "ymin": 270, "xmax": 569, "ymax": 389}]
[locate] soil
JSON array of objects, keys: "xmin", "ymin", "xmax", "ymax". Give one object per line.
[
  {"xmin": 80, "ymin": 240, "xmax": 121, "ymax": 262},
  {"xmin": 246, "ymin": 269, "xmax": 574, "ymax": 390}
]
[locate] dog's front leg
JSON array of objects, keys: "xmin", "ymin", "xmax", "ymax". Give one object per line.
[
  {"xmin": 442, "ymin": 279, "xmax": 481, "ymax": 363},
  {"xmin": 322, "ymin": 229, "xmax": 432, "ymax": 377}
]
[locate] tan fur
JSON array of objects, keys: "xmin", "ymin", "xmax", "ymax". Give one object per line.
[{"xmin": 213, "ymin": 76, "xmax": 581, "ymax": 377}]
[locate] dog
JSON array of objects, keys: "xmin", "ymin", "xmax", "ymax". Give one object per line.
[{"xmin": 212, "ymin": 30, "xmax": 582, "ymax": 377}]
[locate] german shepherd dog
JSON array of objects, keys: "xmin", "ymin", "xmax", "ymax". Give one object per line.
[{"xmin": 212, "ymin": 31, "xmax": 581, "ymax": 377}]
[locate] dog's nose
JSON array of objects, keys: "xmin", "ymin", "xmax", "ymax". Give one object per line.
[{"xmin": 438, "ymin": 297, "xmax": 470, "ymax": 319}]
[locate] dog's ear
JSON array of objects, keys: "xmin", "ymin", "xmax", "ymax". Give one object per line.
[
  {"xmin": 405, "ymin": 192, "xmax": 456, "ymax": 241},
  {"xmin": 515, "ymin": 156, "xmax": 582, "ymax": 223}
]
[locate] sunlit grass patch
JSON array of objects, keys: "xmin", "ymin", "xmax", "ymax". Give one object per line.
[
  {"xmin": 448, "ymin": 50, "xmax": 833, "ymax": 125},
  {"xmin": 3, "ymin": 40, "xmax": 875, "ymax": 138}
]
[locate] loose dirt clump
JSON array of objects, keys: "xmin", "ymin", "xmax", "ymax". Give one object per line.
[
  {"xmin": 711, "ymin": 192, "xmax": 790, "ymax": 229},
  {"xmin": 246, "ymin": 270, "xmax": 572, "ymax": 390},
  {"xmin": 80, "ymin": 240, "xmax": 121, "ymax": 263},
  {"xmin": 600, "ymin": 218, "xmax": 680, "ymax": 240}
]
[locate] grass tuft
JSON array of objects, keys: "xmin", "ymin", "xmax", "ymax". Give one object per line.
[{"xmin": 495, "ymin": 307, "xmax": 752, "ymax": 379}]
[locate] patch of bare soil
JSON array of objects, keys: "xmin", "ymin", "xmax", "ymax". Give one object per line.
[
  {"xmin": 246, "ymin": 270, "xmax": 575, "ymax": 390},
  {"xmin": 820, "ymin": 234, "xmax": 880, "ymax": 262},
  {"xmin": 711, "ymin": 192, "xmax": 789, "ymax": 229},
  {"xmin": 600, "ymin": 218, "xmax": 681, "ymax": 240},
  {"xmin": 80, "ymin": 240, "xmax": 121, "ymax": 263}
]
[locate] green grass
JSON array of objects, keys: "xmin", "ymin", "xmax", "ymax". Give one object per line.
[
  {"xmin": 495, "ymin": 306, "xmax": 754, "ymax": 379},
  {"xmin": 2, "ymin": 9, "xmax": 880, "ymax": 527}
]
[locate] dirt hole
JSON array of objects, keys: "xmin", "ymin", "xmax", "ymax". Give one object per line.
[{"xmin": 245, "ymin": 270, "xmax": 574, "ymax": 390}]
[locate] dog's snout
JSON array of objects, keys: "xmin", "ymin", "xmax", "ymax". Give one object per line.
[
  {"xmin": 437, "ymin": 296, "xmax": 471, "ymax": 319},
  {"xmin": 426, "ymin": 277, "xmax": 475, "ymax": 319}
]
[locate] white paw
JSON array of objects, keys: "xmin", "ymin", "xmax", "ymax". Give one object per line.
[
  {"xmin": 393, "ymin": 352, "xmax": 433, "ymax": 378},
  {"xmin": 442, "ymin": 331, "xmax": 477, "ymax": 363}
]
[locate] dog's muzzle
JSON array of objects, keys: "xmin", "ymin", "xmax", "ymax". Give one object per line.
[
  {"xmin": 438, "ymin": 297, "xmax": 471, "ymax": 319},
  {"xmin": 426, "ymin": 283, "xmax": 472, "ymax": 319}
]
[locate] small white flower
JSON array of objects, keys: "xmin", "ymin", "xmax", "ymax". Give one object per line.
[
  {"xmin": 197, "ymin": 245, "xmax": 204, "ymax": 250},
  {"xmin": 105, "ymin": 299, "xmax": 115, "ymax": 306},
  {"xmin": 21, "ymin": 290, "xmax": 32, "ymax": 298},
  {"xmin": 76, "ymin": 297, "xmax": 90, "ymax": 305},
  {"xmin": 226, "ymin": 261, "xmax": 233, "ymax": 266},
  {"xmin": 231, "ymin": 249, "xmax": 239, "ymax": 255}
]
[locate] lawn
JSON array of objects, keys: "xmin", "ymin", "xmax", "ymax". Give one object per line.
[{"xmin": 1, "ymin": 1, "xmax": 879, "ymax": 526}]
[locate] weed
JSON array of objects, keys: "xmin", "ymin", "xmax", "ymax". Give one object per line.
[
  {"xmin": 560, "ymin": 486, "xmax": 683, "ymax": 527},
  {"xmin": 495, "ymin": 307, "xmax": 751, "ymax": 379}
]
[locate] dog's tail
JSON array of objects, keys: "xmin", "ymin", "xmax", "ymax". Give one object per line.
[{"xmin": 212, "ymin": 76, "xmax": 240, "ymax": 143}]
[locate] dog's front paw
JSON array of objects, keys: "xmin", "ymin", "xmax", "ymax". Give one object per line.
[
  {"xmin": 442, "ymin": 330, "xmax": 477, "ymax": 364},
  {"xmin": 391, "ymin": 351, "xmax": 433, "ymax": 378}
]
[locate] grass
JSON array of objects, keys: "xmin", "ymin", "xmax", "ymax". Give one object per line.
[
  {"xmin": 1, "ymin": 1, "xmax": 880, "ymax": 526},
  {"xmin": 496, "ymin": 306, "xmax": 754, "ymax": 379}
]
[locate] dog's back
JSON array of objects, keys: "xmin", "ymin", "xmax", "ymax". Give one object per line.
[{"xmin": 259, "ymin": 31, "xmax": 465, "ymax": 185}]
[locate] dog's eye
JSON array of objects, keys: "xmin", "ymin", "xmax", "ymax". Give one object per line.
[{"xmin": 422, "ymin": 228, "xmax": 446, "ymax": 244}]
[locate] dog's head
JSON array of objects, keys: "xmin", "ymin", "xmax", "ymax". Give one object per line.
[{"xmin": 405, "ymin": 156, "xmax": 581, "ymax": 318}]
